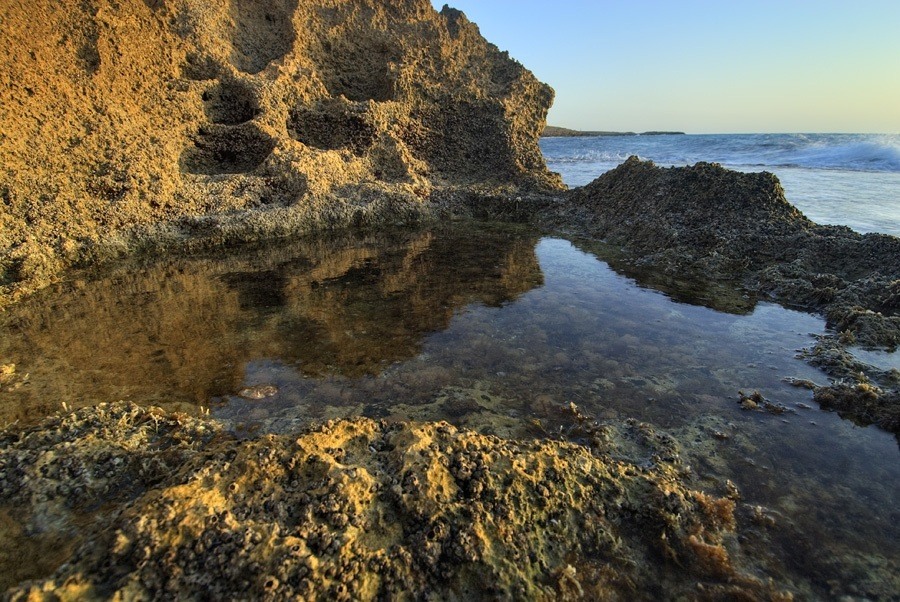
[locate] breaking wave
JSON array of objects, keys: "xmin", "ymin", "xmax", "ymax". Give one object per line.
[
  {"xmin": 769, "ymin": 139, "xmax": 900, "ymax": 172},
  {"xmin": 539, "ymin": 133, "xmax": 900, "ymax": 235},
  {"xmin": 541, "ymin": 133, "xmax": 900, "ymax": 174}
]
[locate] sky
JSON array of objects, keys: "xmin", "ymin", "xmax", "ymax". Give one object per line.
[{"xmin": 431, "ymin": 1, "xmax": 900, "ymax": 134}]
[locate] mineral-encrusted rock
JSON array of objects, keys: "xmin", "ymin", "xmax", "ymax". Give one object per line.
[
  {"xmin": 565, "ymin": 156, "xmax": 812, "ymax": 272},
  {"xmin": 3, "ymin": 403, "xmax": 789, "ymax": 600},
  {"xmin": 0, "ymin": 0, "xmax": 562, "ymax": 303},
  {"xmin": 0, "ymin": 403, "xmax": 225, "ymax": 590}
]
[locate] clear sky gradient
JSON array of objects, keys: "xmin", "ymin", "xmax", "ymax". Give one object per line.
[{"xmin": 432, "ymin": 1, "xmax": 900, "ymax": 134}]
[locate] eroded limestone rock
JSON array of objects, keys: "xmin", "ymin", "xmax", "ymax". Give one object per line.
[
  {"xmin": 0, "ymin": 0, "xmax": 562, "ymax": 304},
  {"xmin": 2, "ymin": 403, "xmax": 789, "ymax": 600}
]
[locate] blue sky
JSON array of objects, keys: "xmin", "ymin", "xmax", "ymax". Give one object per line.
[{"xmin": 431, "ymin": 1, "xmax": 900, "ymax": 133}]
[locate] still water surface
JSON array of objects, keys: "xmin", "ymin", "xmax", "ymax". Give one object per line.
[{"xmin": 1, "ymin": 222, "xmax": 897, "ymax": 595}]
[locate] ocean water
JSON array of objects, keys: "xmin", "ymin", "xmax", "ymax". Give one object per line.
[{"xmin": 541, "ymin": 133, "xmax": 900, "ymax": 236}]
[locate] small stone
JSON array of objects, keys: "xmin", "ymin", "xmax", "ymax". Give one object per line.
[{"xmin": 238, "ymin": 385, "xmax": 278, "ymax": 400}]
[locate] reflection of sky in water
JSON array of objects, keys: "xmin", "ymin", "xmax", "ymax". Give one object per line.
[
  {"xmin": 1, "ymin": 226, "xmax": 897, "ymax": 595},
  {"xmin": 848, "ymin": 346, "xmax": 900, "ymax": 373}
]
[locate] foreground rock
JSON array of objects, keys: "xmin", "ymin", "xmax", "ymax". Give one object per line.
[
  {"xmin": 0, "ymin": 0, "xmax": 562, "ymax": 305},
  {"xmin": 2, "ymin": 403, "xmax": 790, "ymax": 600},
  {"xmin": 561, "ymin": 157, "xmax": 900, "ymax": 434}
]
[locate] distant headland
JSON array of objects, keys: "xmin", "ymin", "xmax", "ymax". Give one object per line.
[{"xmin": 541, "ymin": 125, "xmax": 686, "ymax": 137}]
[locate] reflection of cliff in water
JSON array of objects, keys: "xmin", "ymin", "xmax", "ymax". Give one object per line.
[{"xmin": 0, "ymin": 224, "xmax": 543, "ymax": 425}]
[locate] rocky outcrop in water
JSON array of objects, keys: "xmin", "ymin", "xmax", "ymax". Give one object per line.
[
  {"xmin": 565, "ymin": 157, "xmax": 812, "ymax": 271},
  {"xmin": 562, "ymin": 157, "xmax": 900, "ymax": 434},
  {"xmin": 0, "ymin": 0, "xmax": 562, "ymax": 305},
  {"xmin": 1, "ymin": 403, "xmax": 791, "ymax": 600}
]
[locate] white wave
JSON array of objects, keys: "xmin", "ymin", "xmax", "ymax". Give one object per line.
[
  {"xmin": 782, "ymin": 140, "xmax": 900, "ymax": 172},
  {"xmin": 544, "ymin": 150, "xmax": 633, "ymax": 164},
  {"xmin": 542, "ymin": 135, "xmax": 900, "ymax": 173}
]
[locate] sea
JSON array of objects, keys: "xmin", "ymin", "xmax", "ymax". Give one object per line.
[{"xmin": 541, "ymin": 133, "xmax": 900, "ymax": 236}]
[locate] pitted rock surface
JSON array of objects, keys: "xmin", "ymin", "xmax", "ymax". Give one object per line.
[
  {"xmin": 2, "ymin": 403, "xmax": 789, "ymax": 600},
  {"xmin": 0, "ymin": 0, "xmax": 562, "ymax": 303}
]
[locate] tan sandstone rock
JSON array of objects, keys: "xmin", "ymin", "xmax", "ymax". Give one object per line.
[{"xmin": 0, "ymin": 0, "xmax": 562, "ymax": 304}]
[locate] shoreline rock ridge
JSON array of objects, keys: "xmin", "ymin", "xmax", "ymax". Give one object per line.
[
  {"xmin": 1, "ymin": 1, "xmax": 899, "ymax": 598},
  {"xmin": 561, "ymin": 156, "xmax": 900, "ymax": 436},
  {"xmin": 1, "ymin": 402, "xmax": 791, "ymax": 600},
  {"xmin": 0, "ymin": 0, "xmax": 563, "ymax": 304}
]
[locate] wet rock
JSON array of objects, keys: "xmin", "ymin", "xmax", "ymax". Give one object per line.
[
  {"xmin": 738, "ymin": 391, "xmax": 792, "ymax": 415},
  {"xmin": 0, "ymin": 402, "xmax": 225, "ymax": 589},
  {"xmin": 238, "ymin": 384, "xmax": 279, "ymax": 400},
  {"xmin": 2, "ymin": 403, "xmax": 790, "ymax": 600},
  {"xmin": 783, "ymin": 377, "xmax": 818, "ymax": 390},
  {"xmin": 561, "ymin": 157, "xmax": 900, "ymax": 434},
  {"xmin": 799, "ymin": 336, "xmax": 899, "ymax": 435},
  {"xmin": 813, "ymin": 383, "xmax": 900, "ymax": 434},
  {"xmin": 565, "ymin": 157, "xmax": 810, "ymax": 267}
]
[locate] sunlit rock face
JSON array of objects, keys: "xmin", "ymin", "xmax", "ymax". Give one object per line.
[{"xmin": 0, "ymin": 0, "xmax": 562, "ymax": 299}]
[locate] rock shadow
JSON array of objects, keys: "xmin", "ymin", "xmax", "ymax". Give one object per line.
[
  {"xmin": 179, "ymin": 123, "xmax": 274, "ymax": 175},
  {"xmin": 76, "ymin": 0, "xmax": 101, "ymax": 74},
  {"xmin": 287, "ymin": 101, "xmax": 375, "ymax": 154},
  {"xmin": 180, "ymin": 53, "xmax": 219, "ymax": 81},
  {"xmin": 407, "ymin": 101, "xmax": 515, "ymax": 182},
  {"xmin": 317, "ymin": 36, "xmax": 397, "ymax": 102},
  {"xmin": 202, "ymin": 80, "xmax": 259, "ymax": 125},
  {"xmin": 228, "ymin": 0, "xmax": 297, "ymax": 74}
]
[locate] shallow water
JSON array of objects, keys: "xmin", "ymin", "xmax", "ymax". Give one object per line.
[{"xmin": 1, "ymin": 222, "xmax": 898, "ymax": 596}]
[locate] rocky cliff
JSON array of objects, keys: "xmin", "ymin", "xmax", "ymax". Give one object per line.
[{"xmin": 0, "ymin": 0, "xmax": 562, "ymax": 303}]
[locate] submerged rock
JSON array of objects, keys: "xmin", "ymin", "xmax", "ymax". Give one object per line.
[
  {"xmin": 813, "ymin": 382, "xmax": 900, "ymax": 434},
  {"xmin": 2, "ymin": 403, "xmax": 789, "ymax": 600},
  {"xmin": 0, "ymin": 0, "xmax": 562, "ymax": 304}
]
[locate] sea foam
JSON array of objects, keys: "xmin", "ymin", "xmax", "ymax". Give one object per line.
[
  {"xmin": 780, "ymin": 139, "xmax": 900, "ymax": 172},
  {"xmin": 540, "ymin": 133, "xmax": 900, "ymax": 235}
]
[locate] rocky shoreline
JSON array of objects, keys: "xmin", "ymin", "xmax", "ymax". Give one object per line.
[
  {"xmin": 2, "ymin": 403, "xmax": 792, "ymax": 600},
  {"xmin": 1, "ymin": 0, "xmax": 898, "ymax": 599},
  {"xmin": 552, "ymin": 157, "xmax": 899, "ymax": 437},
  {"xmin": 1, "ymin": 160, "xmax": 897, "ymax": 597}
]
